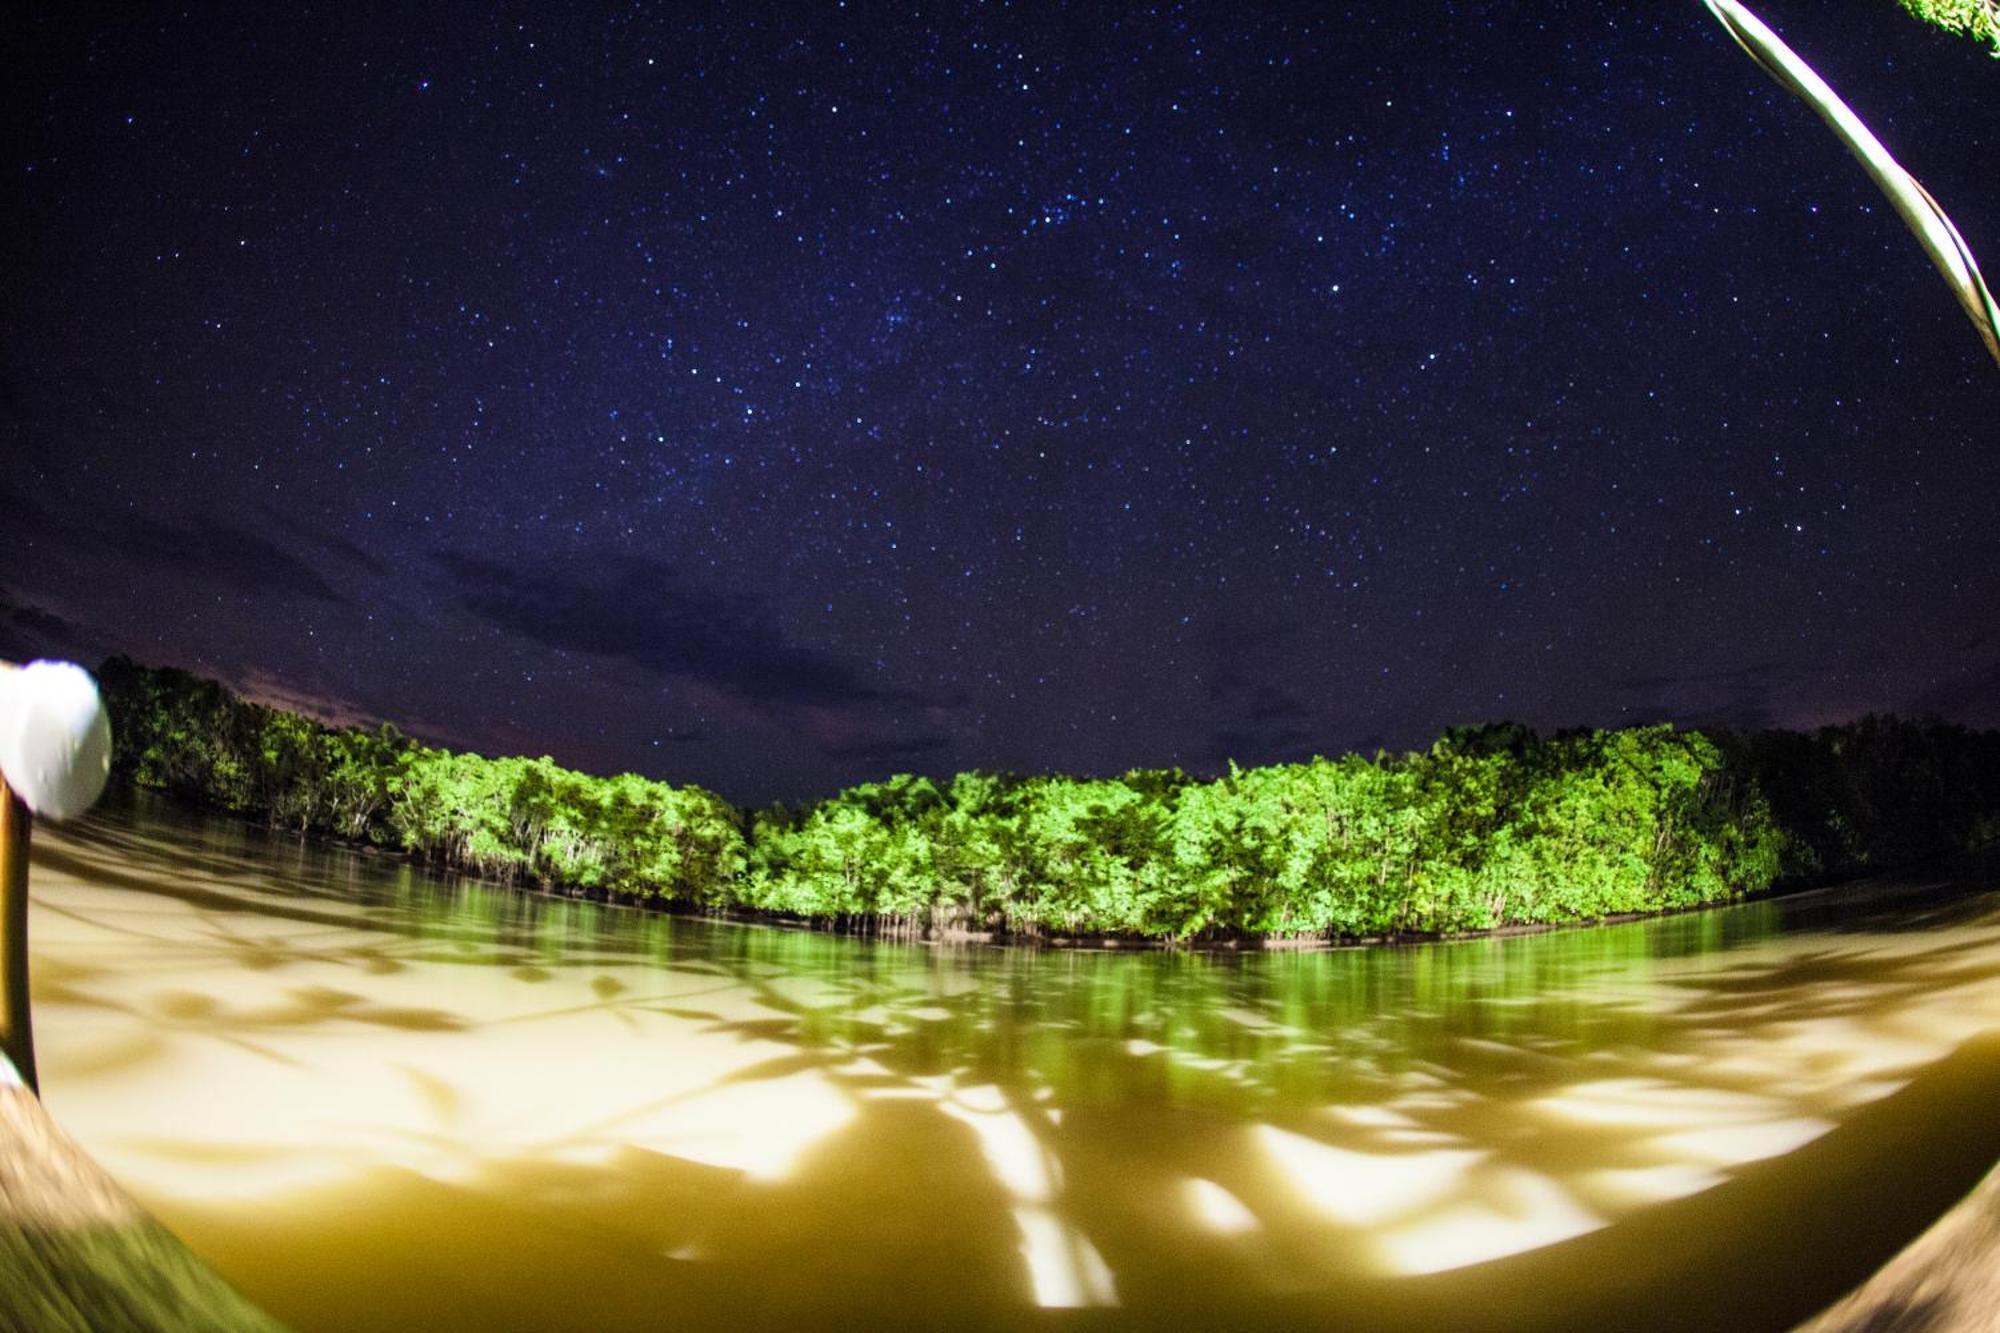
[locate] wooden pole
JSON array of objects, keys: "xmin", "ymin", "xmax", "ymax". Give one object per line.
[{"xmin": 0, "ymin": 775, "xmax": 33, "ymax": 1094}]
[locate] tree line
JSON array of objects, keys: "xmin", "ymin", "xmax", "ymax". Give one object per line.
[{"xmin": 95, "ymin": 657, "xmax": 2000, "ymax": 942}]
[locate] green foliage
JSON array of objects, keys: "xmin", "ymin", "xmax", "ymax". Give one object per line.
[
  {"xmin": 95, "ymin": 658, "xmax": 2000, "ymax": 943},
  {"xmin": 1897, "ymin": 0, "xmax": 2000, "ymax": 54},
  {"xmin": 95, "ymin": 657, "xmax": 747, "ymax": 904}
]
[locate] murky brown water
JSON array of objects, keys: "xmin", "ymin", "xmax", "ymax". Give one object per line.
[{"xmin": 25, "ymin": 796, "xmax": 2000, "ymax": 1331}]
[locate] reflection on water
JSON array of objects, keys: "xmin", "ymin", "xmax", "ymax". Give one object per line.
[{"xmin": 26, "ymin": 796, "xmax": 2000, "ymax": 1331}]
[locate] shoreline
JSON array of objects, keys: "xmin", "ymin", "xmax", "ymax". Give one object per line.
[
  {"xmin": 500, "ymin": 855, "xmax": 1991, "ymax": 954},
  {"xmin": 104, "ymin": 785, "xmax": 1994, "ymax": 956}
]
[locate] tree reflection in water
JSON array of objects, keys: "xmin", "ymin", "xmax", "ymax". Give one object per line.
[{"xmin": 24, "ymin": 798, "xmax": 2000, "ymax": 1331}]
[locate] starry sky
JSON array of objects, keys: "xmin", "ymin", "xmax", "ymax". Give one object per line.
[{"xmin": 4, "ymin": 2, "xmax": 1997, "ymax": 804}]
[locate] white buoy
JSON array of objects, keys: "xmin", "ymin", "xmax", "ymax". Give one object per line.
[{"xmin": 0, "ymin": 661, "xmax": 112, "ymax": 821}]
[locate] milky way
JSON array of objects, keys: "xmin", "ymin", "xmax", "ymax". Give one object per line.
[{"xmin": 4, "ymin": 2, "xmax": 1996, "ymax": 802}]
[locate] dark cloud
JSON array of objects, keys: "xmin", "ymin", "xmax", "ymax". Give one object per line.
[
  {"xmin": 1246, "ymin": 685, "xmax": 1313, "ymax": 724},
  {"xmin": 0, "ymin": 476, "xmax": 55, "ymax": 534},
  {"xmin": 816, "ymin": 733, "xmax": 954, "ymax": 763},
  {"xmin": 0, "ymin": 595, "xmax": 101, "ymax": 663},
  {"xmin": 1196, "ymin": 661, "xmax": 1324, "ymax": 767},
  {"xmin": 1205, "ymin": 724, "xmax": 1319, "ymax": 767},
  {"xmin": 0, "ymin": 471, "xmax": 342, "ymax": 605},
  {"xmin": 1611, "ymin": 660, "xmax": 1785, "ymax": 693},
  {"xmin": 1668, "ymin": 698, "xmax": 1786, "ymax": 733},
  {"xmin": 281, "ymin": 514, "xmax": 391, "ymax": 578},
  {"xmin": 435, "ymin": 550, "xmax": 892, "ymax": 710},
  {"xmin": 96, "ymin": 514, "xmax": 345, "ymax": 603},
  {"xmin": 1609, "ymin": 659, "xmax": 1796, "ymax": 732},
  {"xmin": 0, "ymin": 367, "xmax": 29, "ymax": 427},
  {"xmin": 1907, "ymin": 659, "xmax": 2000, "ymax": 730},
  {"xmin": 1204, "ymin": 729, "xmax": 1260, "ymax": 765},
  {"xmin": 0, "ymin": 601, "xmax": 73, "ymax": 642}
]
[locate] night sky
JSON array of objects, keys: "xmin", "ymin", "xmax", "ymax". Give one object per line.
[{"xmin": 4, "ymin": 3, "xmax": 1996, "ymax": 805}]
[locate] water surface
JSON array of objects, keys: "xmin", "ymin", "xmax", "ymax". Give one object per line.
[{"xmin": 28, "ymin": 798, "xmax": 2000, "ymax": 1330}]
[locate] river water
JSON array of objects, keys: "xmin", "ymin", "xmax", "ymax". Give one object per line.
[{"xmin": 24, "ymin": 796, "xmax": 2000, "ymax": 1331}]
